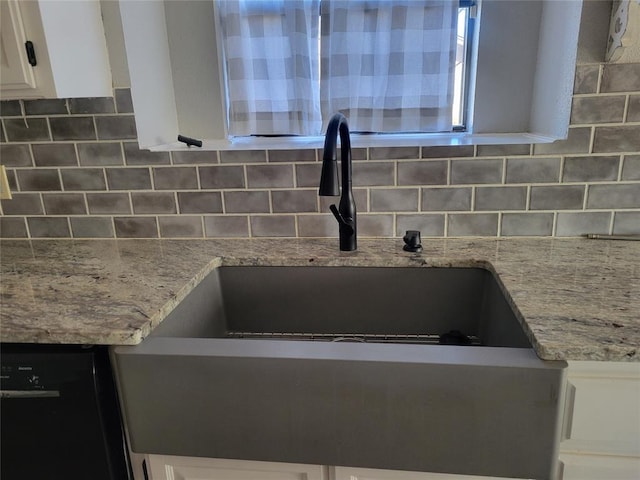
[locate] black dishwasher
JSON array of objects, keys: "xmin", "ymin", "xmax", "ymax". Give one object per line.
[{"xmin": 0, "ymin": 344, "xmax": 132, "ymax": 480}]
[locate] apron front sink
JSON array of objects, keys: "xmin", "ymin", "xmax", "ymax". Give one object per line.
[{"xmin": 112, "ymin": 265, "xmax": 567, "ymax": 480}]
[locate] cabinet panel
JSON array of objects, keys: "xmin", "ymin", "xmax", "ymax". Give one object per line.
[
  {"xmin": 0, "ymin": 0, "xmax": 37, "ymax": 91},
  {"xmin": 560, "ymin": 453, "xmax": 640, "ymax": 480},
  {"xmin": 331, "ymin": 466, "xmax": 503, "ymax": 480},
  {"xmin": 147, "ymin": 455, "xmax": 327, "ymax": 480},
  {"xmin": 0, "ymin": 0, "xmax": 111, "ymax": 100},
  {"xmin": 562, "ymin": 362, "xmax": 640, "ymax": 457}
]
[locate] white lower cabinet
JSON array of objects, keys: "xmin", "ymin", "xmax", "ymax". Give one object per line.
[
  {"xmin": 559, "ymin": 361, "xmax": 640, "ymax": 480},
  {"xmin": 145, "ymin": 455, "xmax": 327, "ymax": 480},
  {"xmin": 143, "ymin": 456, "xmax": 506, "ymax": 480},
  {"xmin": 559, "ymin": 453, "xmax": 640, "ymax": 480},
  {"xmin": 330, "ymin": 467, "xmax": 502, "ymax": 480}
]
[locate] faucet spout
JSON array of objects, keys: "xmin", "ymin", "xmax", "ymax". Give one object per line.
[{"xmin": 319, "ymin": 113, "xmax": 357, "ymax": 251}]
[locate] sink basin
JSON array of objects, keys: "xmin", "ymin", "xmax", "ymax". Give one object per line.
[
  {"xmin": 112, "ymin": 265, "xmax": 567, "ymax": 479},
  {"xmin": 151, "ymin": 266, "xmax": 532, "ymax": 348}
]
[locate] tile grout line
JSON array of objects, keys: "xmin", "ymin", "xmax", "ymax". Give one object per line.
[
  {"xmin": 623, "ymin": 93, "xmax": 630, "ymax": 123},
  {"xmin": 608, "ymin": 210, "xmax": 615, "ymax": 235},
  {"xmin": 596, "ymin": 64, "xmax": 603, "ymax": 94}
]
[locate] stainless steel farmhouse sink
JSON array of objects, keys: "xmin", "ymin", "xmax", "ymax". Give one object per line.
[{"xmin": 112, "ymin": 266, "xmax": 568, "ymax": 480}]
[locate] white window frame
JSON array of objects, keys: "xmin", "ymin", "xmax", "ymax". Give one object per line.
[{"xmin": 119, "ymin": 0, "xmax": 583, "ymax": 152}]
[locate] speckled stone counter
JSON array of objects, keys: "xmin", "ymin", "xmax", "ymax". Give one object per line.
[{"xmin": 1, "ymin": 237, "xmax": 638, "ymax": 362}]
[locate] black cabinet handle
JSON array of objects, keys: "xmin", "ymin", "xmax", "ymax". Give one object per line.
[{"xmin": 24, "ymin": 41, "xmax": 37, "ymax": 66}]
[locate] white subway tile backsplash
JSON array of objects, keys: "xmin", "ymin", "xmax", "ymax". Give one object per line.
[
  {"xmin": 250, "ymin": 215, "xmax": 296, "ymax": 237},
  {"xmin": 131, "ymin": 192, "xmax": 176, "ymax": 214},
  {"xmin": 2, "ymin": 63, "xmax": 639, "ymax": 239},
  {"xmin": 77, "ymin": 143, "xmax": 124, "ymax": 166},
  {"xmin": 475, "ymin": 186, "xmax": 527, "ymax": 211},
  {"xmin": 1, "ymin": 193, "xmax": 44, "ymax": 215},
  {"xmin": 448, "ymin": 213, "xmax": 499, "ymax": 236},
  {"xmin": 506, "ymin": 157, "xmax": 561, "ymax": 184},
  {"xmin": 556, "ymin": 212, "xmax": 612, "ymax": 237},
  {"xmin": 61, "ymin": 169, "xmax": 107, "ymax": 191},
  {"xmin": 501, "ymin": 213, "xmax": 554, "ymax": 237},
  {"xmin": 357, "ymin": 214, "xmax": 394, "ymax": 237},
  {"xmin": 158, "ymin": 216, "xmax": 203, "ymax": 238},
  {"xmin": 587, "ymin": 184, "xmax": 640, "ymax": 209},
  {"xmin": 622, "ymin": 155, "xmax": 640, "ymax": 180},
  {"xmin": 70, "ymin": 217, "xmax": 114, "ymax": 238},
  {"xmin": 529, "ymin": 185, "xmax": 585, "ymax": 210},
  {"xmin": 105, "ymin": 168, "xmax": 151, "ymax": 190},
  {"xmin": 114, "ymin": 216, "xmax": 158, "ymax": 238},
  {"xmin": 613, "ymin": 212, "xmax": 640, "ymax": 234},
  {"xmin": 86, "ymin": 193, "xmax": 131, "ymax": 214},
  {"xmin": 246, "ymin": 164, "xmax": 294, "ymax": 188},
  {"xmin": 223, "ymin": 191, "xmax": 270, "ymax": 213},
  {"xmin": 370, "ymin": 188, "xmax": 419, "ymax": 212},
  {"xmin": 27, "ymin": 217, "xmax": 71, "ymax": 238},
  {"xmin": 204, "ymin": 215, "xmax": 249, "ymax": 237},
  {"xmin": 421, "ymin": 187, "xmax": 472, "ymax": 212},
  {"xmin": 397, "ymin": 161, "xmax": 447, "ymax": 186},
  {"xmin": 563, "ymin": 155, "xmax": 620, "ymax": 182},
  {"xmin": 396, "ymin": 214, "xmax": 445, "ymax": 237},
  {"xmin": 3, "ymin": 118, "xmax": 50, "ymax": 142},
  {"xmin": 0, "ymin": 217, "xmax": 28, "ymax": 237},
  {"xmin": 42, "ymin": 193, "xmax": 87, "ymax": 215},
  {"xmin": 0, "ymin": 144, "xmax": 32, "ymax": 167}
]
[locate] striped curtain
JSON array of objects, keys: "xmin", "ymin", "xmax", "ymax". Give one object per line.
[
  {"xmin": 217, "ymin": 0, "xmax": 458, "ymax": 136},
  {"xmin": 320, "ymin": 0, "xmax": 458, "ymax": 133},
  {"xmin": 216, "ymin": 0, "xmax": 322, "ymax": 136}
]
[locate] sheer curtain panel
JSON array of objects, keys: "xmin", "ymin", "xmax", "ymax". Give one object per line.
[
  {"xmin": 320, "ymin": 0, "xmax": 458, "ymax": 133},
  {"xmin": 216, "ymin": 0, "xmax": 322, "ymax": 136}
]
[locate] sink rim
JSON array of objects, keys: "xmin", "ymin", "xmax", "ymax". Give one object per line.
[{"xmin": 118, "ymin": 335, "xmax": 566, "ymax": 370}]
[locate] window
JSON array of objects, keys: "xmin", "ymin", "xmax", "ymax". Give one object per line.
[
  {"xmin": 452, "ymin": 1, "xmax": 474, "ymax": 128},
  {"xmin": 119, "ymin": 0, "xmax": 583, "ymax": 150},
  {"xmin": 215, "ymin": 0, "xmax": 473, "ymax": 138}
]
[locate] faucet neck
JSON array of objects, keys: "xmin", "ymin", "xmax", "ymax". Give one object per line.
[
  {"xmin": 319, "ymin": 113, "xmax": 351, "ymax": 196},
  {"xmin": 319, "ymin": 113, "xmax": 357, "ymax": 252},
  {"xmin": 337, "ymin": 117, "xmax": 352, "ymax": 191}
]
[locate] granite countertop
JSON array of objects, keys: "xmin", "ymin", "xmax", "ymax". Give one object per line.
[{"xmin": 0, "ymin": 237, "xmax": 638, "ymax": 362}]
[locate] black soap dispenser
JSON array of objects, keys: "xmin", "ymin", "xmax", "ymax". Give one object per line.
[{"xmin": 403, "ymin": 230, "xmax": 423, "ymax": 253}]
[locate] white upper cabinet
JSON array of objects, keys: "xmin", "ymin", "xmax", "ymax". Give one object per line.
[
  {"xmin": 0, "ymin": 0, "xmax": 112, "ymax": 100},
  {"xmin": 1, "ymin": 0, "xmax": 37, "ymax": 92},
  {"xmin": 119, "ymin": 0, "xmax": 583, "ymax": 150}
]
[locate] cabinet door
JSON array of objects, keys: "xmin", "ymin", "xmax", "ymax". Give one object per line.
[
  {"xmin": 560, "ymin": 361, "xmax": 640, "ymax": 479},
  {"xmin": 0, "ymin": 0, "xmax": 111, "ymax": 100},
  {"xmin": 0, "ymin": 0, "xmax": 37, "ymax": 92},
  {"xmin": 147, "ymin": 455, "xmax": 327, "ymax": 480},
  {"xmin": 561, "ymin": 362, "xmax": 640, "ymax": 456},
  {"xmin": 560, "ymin": 453, "xmax": 640, "ymax": 480},
  {"xmin": 330, "ymin": 466, "xmax": 505, "ymax": 480}
]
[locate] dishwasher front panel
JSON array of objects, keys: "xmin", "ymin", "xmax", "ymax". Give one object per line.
[{"xmin": 1, "ymin": 344, "xmax": 131, "ymax": 480}]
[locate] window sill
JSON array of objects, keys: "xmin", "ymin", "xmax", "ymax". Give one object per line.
[{"xmin": 149, "ymin": 132, "xmax": 556, "ymax": 152}]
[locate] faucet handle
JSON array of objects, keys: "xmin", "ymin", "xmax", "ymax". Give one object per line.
[{"xmin": 329, "ymin": 204, "xmax": 354, "ymax": 235}]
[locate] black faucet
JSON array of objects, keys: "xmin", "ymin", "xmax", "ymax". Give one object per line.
[{"xmin": 319, "ymin": 113, "xmax": 357, "ymax": 251}]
